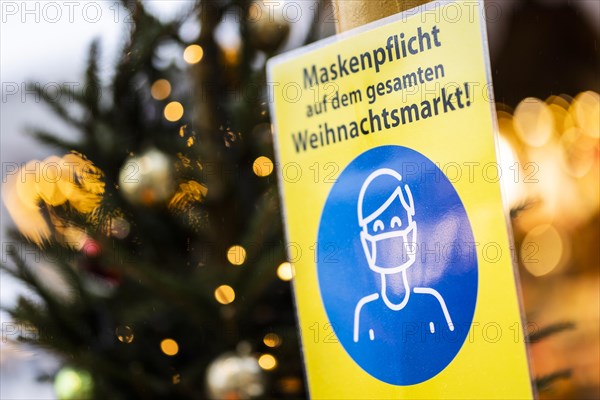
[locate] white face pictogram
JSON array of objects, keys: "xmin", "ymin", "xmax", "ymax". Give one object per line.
[{"xmin": 357, "ymin": 168, "xmax": 417, "ymax": 274}]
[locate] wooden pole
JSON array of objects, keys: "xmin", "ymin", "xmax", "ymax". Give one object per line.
[{"xmin": 333, "ymin": 0, "xmax": 430, "ymax": 33}]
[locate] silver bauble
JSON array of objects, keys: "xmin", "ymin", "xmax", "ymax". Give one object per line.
[{"xmin": 205, "ymin": 351, "xmax": 265, "ymax": 399}]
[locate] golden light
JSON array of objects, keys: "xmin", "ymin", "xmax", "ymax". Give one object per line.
[
  {"xmin": 151, "ymin": 79, "xmax": 171, "ymax": 100},
  {"xmin": 36, "ymin": 156, "xmax": 67, "ymax": 206},
  {"xmin": 67, "ymin": 187, "xmax": 103, "ymax": 215},
  {"xmin": 56, "ymin": 157, "xmax": 77, "ymax": 199},
  {"xmin": 561, "ymin": 127, "xmax": 596, "ymax": 178},
  {"xmin": 1, "ymin": 153, "xmax": 105, "ymax": 245},
  {"xmin": 497, "ymin": 135, "xmax": 523, "ymax": 207},
  {"xmin": 263, "ymin": 333, "xmax": 281, "ymax": 348},
  {"xmin": 252, "ymin": 156, "xmax": 274, "ymax": 177},
  {"xmin": 513, "ymin": 97, "xmax": 554, "ymax": 147},
  {"xmin": 276, "ymin": 262, "xmax": 294, "ymax": 281},
  {"xmin": 496, "ymin": 111, "xmax": 515, "ymax": 137},
  {"xmin": 521, "ymin": 224, "xmax": 568, "ymax": 277},
  {"xmin": 164, "ymin": 101, "xmax": 184, "ymax": 122},
  {"xmin": 2, "ymin": 165, "xmax": 49, "ymax": 245},
  {"xmin": 168, "ymin": 180, "xmax": 208, "ymax": 211},
  {"xmin": 258, "ymin": 354, "xmax": 277, "ymax": 371},
  {"xmin": 278, "ymin": 376, "xmax": 303, "ymax": 394},
  {"xmin": 16, "ymin": 160, "xmax": 42, "ymax": 210},
  {"xmin": 547, "ymin": 103, "xmax": 570, "ymax": 132},
  {"xmin": 61, "ymin": 152, "xmax": 104, "ymax": 214},
  {"xmin": 227, "ymin": 245, "xmax": 246, "ymax": 266},
  {"xmin": 186, "ymin": 137, "xmax": 194, "ymax": 147},
  {"xmin": 572, "ymin": 91, "xmax": 599, "ymax": 138},
  {"xmin": 223, "ymin": 47, "xmax": 240, "ymax": 65},
  {"xmin": 214, "ymin": 285, "xmax": 235, "ymax": 305},
  {"xmin": 545, "ymin": 94, "xmax": 570, "ymax": 110},
  {"xmin": 160, "ymin": 338, "xmax": 179, "ymax": 356},
  {"xmin": 115, "ymin": 325, "xmax": 134, "ymax": 344},
  {"xmin": 183, "ymin": 44, "xmax": 204, "ymax": 64}
]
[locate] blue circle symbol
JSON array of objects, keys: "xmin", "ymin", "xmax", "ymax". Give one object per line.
[{"xmin": 317, "ymin": 146, "xmax": 478, "ymax": 385}]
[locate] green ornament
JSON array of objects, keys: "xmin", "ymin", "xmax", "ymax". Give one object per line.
[{"xmin": 54, "ymin": 366, "xmax": 94, "ymax": 400}]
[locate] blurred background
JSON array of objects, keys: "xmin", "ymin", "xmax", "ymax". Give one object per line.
[{"xmin": 0, "ymin": 0, "xmax": 598, "ymax": 399}]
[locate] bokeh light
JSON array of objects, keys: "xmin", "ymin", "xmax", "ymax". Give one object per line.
[
  {"xmin": 214, "ymin": 285, "xmax": 235, "ymax": 305},
  {"xmin": 572, "ymin": 91, "xmax": 599, "ymax": 138},
  {"xmin": 258, "ymin": 354, "xmax": 277, "ymax": 370},
  {"xmin": 227, "ymin": 245, "xmax": 246, "ymax": 266},
  {"xmin": 183, "ymin": 44, "xmax": 204, "ymax": 64},
  {"xmin": 513, "ymin": 97, "xmax": 554, "ymax": 147},
  {"xmin": 252, "ymin": 156, "xmax": 274, "ymax": 177},
  {"xmin": 521, "ymin": 224, "xmax": 568, "ymax": 277},
  {"xmin": 263, "ymin": 333, "xmax": 281, "ymax": 348},
  {"xmin": 160, "ymin": 339, "xmax": 179, "ymax": 356},
  {"xmin": 258, "ymin": 354, "xmax": 277, "ymax": 371},
  {"xmin": 276, "ymin": 262, "xmax": 294, "ymax": 281},
  {"xmin": 164, "ymin": 101, "xmax": 184, "ymax": 122},
  {"xmin": 278, "ymin": 376, "xmax": 303, "ymax": 395},
  {"xmin": 151, "ymin": 79, "xmax": 171, "ymax": 100}
]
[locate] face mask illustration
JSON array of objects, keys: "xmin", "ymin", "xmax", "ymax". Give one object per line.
[
  {"xmin": 357, "ymin": 169, "xmax": 417, "ymax": 274},
  {"xmin": 360, "ymin": 221, "xmax": 417, "ymax": 274}
]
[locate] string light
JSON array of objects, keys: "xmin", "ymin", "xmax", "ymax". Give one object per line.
[
  {"xmin": 214, "ymin": 285, "xmax": 235, "ymax": 305},
  {"xmin": 276, "ymin": 262, "xmax": 294, "ymax": 281},
  {"xmin": 258, "ymin": 354, "xmax": 277, "ymax": 370},
  {"xmin": 164, "ymin": 101, "xmax": 184, "ymax": 122},
  {"xmin": 160, "ymin": 338, "xmax": 179, "ymax": 356},
  {"xmin": 151, "ymin": 79, "xmax": 171, "ymax": 100},
  {"xmin": 513, "ymin": 97, "xmax": 554, "ymax": 147},
  {"xmin": 572, "ymin": 91, "xmax": 599, "ymax": 138},
  {"xmin": 521, "ymin": 224, "xmax": 566, "ymax": 277},
  {"xmin": 227, "ymin": 245, "xmax": 246, "ymax": 266},
  {"xmin": 183, "ymin": 44, "xmax": 204, "ymax": 64},
  {"xmin": 278, "ymin": 376, "xmax": 303, "ymax": 395},
  {"xmin": 252, "ymin": 156, "xmax": 274, "ymax": 177},
  {"xmin": 263, "ymin": 333, "xmax": 281, "ymax": 348}
]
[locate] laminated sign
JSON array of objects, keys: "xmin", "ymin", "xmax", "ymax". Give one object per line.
[{"xmin": 267, "ymin": 0, "xmax": 534, "ymax": 397}]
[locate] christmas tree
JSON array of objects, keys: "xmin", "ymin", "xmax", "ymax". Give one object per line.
[{"xmin": 1, "ymin": 0, "xmax": 317, "ymax": 398}]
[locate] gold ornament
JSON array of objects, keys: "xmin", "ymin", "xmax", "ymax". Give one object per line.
[
  {"xmin": 118, "ymin": 149, "xmax": 175, "ymax": 206},
  {"xmin": 247, "ymin": 0, "xmax": 290, "ymax": 53}
]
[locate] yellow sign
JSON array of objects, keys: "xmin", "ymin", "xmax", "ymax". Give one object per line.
[{"xmin": 268, "ymin": 1, "xmax": 533, "ymax": 398}]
